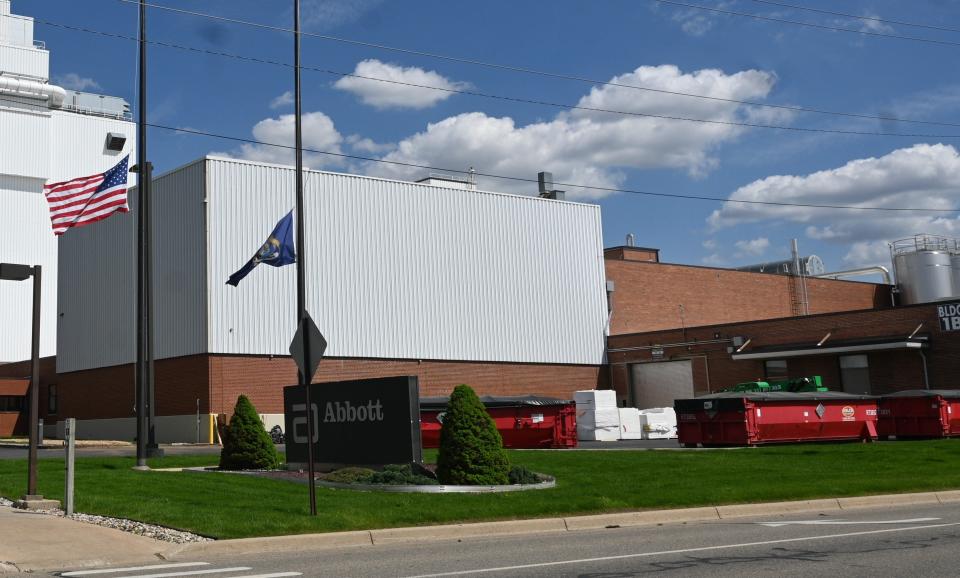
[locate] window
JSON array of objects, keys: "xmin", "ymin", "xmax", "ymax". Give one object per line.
[
  {"xmin": 839, "ymin": 355, "xmax": 871, "ymax": 394},
  {"xmin": 764, "ymin": 360, "xmax": 788, "ymax": 380},
  {"xmin": 0, "ymin": 396, "xmax": 25, "ymax": 412},
  {"xmin": 47, "ymin": 384, "xmax": 58, "ymax": 415}
]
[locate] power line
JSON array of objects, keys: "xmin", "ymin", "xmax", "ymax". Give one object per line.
[
  {"xmin": 653, "ymin": 0, "xmax": 960, "ymax": 48},
  {"xmin": 743, "ymin": 0, "xmax": 960, "ymax": 35},
  {"xmin": 149, "ymin": 122, "xmax": 960, "ymax": 214},
  {"xmin": 0, "ymin": 92, "xmax": 955, "ymax": 213},
  {"xmin": 91, "ymin": 0, "xmax": 960, "ymax": 130},
  {"xmin": 13, "ymin": 14, "xmax": 960, "ymax": 139}
]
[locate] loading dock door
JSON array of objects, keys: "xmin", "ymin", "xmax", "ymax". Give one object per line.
[{"xmin": 630, "ymin": 360, "xmax": 694, "ymax": 409}]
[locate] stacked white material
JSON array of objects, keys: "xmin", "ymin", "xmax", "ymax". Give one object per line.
[
  {"xmin": 575, "ymin": 390, "xmax": 621, "ymax": 441},
  {"xmin": 640, "ymin": 407, "xmax": 678, "ymax": 439},
  {"xmin": 618, "ymin": 408, "xmax": 644, "ymax": 440}
]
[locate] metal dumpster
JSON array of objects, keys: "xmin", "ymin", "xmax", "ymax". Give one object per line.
[
  {"xmin": 675, "ymin": 391, "xmax": 879, "ymax": 447},
  {"xmin": 420, "ymin": 395, "xmax": 578, "ymax": 449},
  {"xmin": 878, "ymin": 390, "xmax": 960, "ymax": 439}
]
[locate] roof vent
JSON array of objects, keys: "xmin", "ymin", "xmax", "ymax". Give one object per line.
[{"xmin": 538, "ymin": 171, "xmax": 565, "ymax": 200}]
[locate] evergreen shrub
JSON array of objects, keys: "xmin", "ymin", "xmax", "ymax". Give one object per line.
[
  {"xmin": 219, "ymin": 395, "xmax": 280, "ymax": 470},
  {"xmin": 436, "ymin": 384, "xmax": 510, "ymax": 485}
]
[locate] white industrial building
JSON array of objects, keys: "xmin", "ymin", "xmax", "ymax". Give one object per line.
[
  {"xmin": 0, "ymin": 0, "xmax": 135, "ymax": 362},
  {"xmin": 48, "ymin": 156, "xmax": 608, "ymax": 441}
]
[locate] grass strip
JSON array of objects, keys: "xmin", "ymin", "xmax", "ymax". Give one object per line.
[{"xmin": 0, "ymin": 441, "xmax": 958, "ymax": 539}]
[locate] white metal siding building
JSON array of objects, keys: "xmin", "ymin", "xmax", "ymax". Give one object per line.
[
  {"xmin": 0, "ymin": 0, "xmax": 134, "ymax": 362},
  {"xmin": 58, "ymin": 156, "xmax": 609, "ymax": 372}
]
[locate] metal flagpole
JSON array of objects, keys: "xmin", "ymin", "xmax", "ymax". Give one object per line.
[
  {"xmin": 293, "ymin": 0, "xmax": 317, "ymax": 516},
  {"xmin": 133, "ymin": 0, "xmax": 152, "ymax": 469}
]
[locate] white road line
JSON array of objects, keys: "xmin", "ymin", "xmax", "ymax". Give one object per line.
[
  {"xmin": 61, "ymin": 563, "xmax": 210, "ymax": 576},
  {"xmin": 113, "ymin": 567, "xmax": 252, "ymax": 578},
  {"xmin": 401, "ymin": 521, "xmax": 960, "ymax": 578},
  {"xmin": 228, "ymin": 574, "xmax": 302, "ymax": 578},
  {"xmin": 759, "ymin": 517, "xmax": 940, "ymax": 527}
]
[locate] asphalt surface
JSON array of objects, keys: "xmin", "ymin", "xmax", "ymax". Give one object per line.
[{"xmin": 42, "ymin": 502, "xmax": 960, "ymax": 577}]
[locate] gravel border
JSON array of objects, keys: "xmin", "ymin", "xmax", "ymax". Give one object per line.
[{"xmin": 0, "ymin": 497, "xmax": 210, "ymax": 544}]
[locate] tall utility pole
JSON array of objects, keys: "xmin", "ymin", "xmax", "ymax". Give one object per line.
[
  {"xmin": 293, "ymin": 0, "xmax": 318, "ymax": 516},
  {"xmin": 134, "ymin": 0, "xmax": 159, "ymax": 469}
]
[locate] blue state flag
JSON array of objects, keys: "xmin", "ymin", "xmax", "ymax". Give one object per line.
[{"xmin": 227, "ymin": 210, "xmax": 297, "ymax": 287}]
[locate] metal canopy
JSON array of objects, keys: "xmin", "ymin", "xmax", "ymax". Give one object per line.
[{"xmin": 731, "ymin": 339, "xmax": 927, "ymax": 361}]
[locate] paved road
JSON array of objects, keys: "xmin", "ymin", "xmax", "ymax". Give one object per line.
[
  {"xmin": 0, "ymin": 444, "xmax": 226, "ymax": 460},
  {"xmin": 42, "ymin": 502, "xmax": 960, "ymax": 577}
]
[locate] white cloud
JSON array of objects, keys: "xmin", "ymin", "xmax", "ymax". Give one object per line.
[
  {"xmin": 302, "ymin": 0, "xmax": 384, "ymax": 30},
  {"xmin": 54, "ymin": 73, "xmax": 101, "ymax": 91},
  {"xmin": 702, "ymin": 253, "xmax": 727, "ymax": 267},
  {"xmin": 334, "ymin": 59, "xmax": 468, "ymax": 110},
  {"xmin": 734, "ymin": 237, "xmax": 770, "ymax": 257},
  {"xmin": 365, "ymin": 64, "xmax": 781, "ymax": 197},
  {"xmin": 219, "ymin": 112, "xmax": 343, "ymax": 168},
  {"xmin": 346, "ymin": 134, "xmax": 394, "ymax": 154},
  {"xmin": 702, "ymin": 239, "xmax": 717, "ymax": 250},
  {"xmin": 708, "ymin": 143, "xmax": 960, "ymax": 265},
  {"xmin": 270, "ymin": 91, "xmax": 293, "ymax": 109},
  {"xmin": 661, "ymin": 1, "xmax": 734, "ymax": 36},
  {"xmin": 857, "ymin": 14, "xmax": 895, "ymax": 34}
]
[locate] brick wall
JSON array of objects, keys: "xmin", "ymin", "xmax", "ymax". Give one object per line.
[
  {"xmin": 604, "ymin": 246, "xmax": 659, "ymax": 262},
  {"xmin": 209, "ymin": 356, "xmax": 604, "ymax": 415},
  {"xmin": 605, "ymin": 259, "xmax": 890, "ymax": 335},
  {"xmin": 36, "ymin": 354, "xmax": 602, "ymax": 420},
  {"xmin": 607, "ymin": 303, "xmax": 958, "ymax": 403}
]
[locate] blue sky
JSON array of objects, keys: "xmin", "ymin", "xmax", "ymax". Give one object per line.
[{"xmin": 15, "ymin": 0, "xmax": 960, "ymax": 275}]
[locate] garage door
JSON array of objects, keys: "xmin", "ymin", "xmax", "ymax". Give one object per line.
[{"xmin": 630, "ymin": 360, "xmax": 694, "ymax": 409}]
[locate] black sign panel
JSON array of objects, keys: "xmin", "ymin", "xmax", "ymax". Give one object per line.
[
  {"xmin": 283, "ymin": 376, "xmax": 422, "ymax": 467},
  {"xmin": 938, "ymin": 302, "xmax": 960, "ymax": 332}
]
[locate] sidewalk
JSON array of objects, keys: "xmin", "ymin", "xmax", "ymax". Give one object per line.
[{"xmin": 0, "ymin": 506, "xmax": 173, "ymax": 573}]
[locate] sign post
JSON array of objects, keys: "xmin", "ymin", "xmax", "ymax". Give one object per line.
[
  {"xmin": 288, "ymin": 312, "xmax": 326, "ymax": 516},
  {"xmin": 64, "ymin": 418, "xmax": 76, "ymax": 516}
]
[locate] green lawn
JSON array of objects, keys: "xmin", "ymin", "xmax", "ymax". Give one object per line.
[{"xmin": 1, "ymin": 441, "xmax": 959, "ymax": 539}]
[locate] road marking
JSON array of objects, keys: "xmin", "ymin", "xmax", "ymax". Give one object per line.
[
  {"xmin": 114, "ymin": 568, "xmax": 252, "ymax": 578},
  {"xmin": 228, "ymin": 574, "xmax": 302, "ymax": 578},
  {"xmin": 61, "ymin": 563, "xmax": 210, "ymax": 576},
  {"xmin": 400, "ymin": 521, "xmax": 960, "ymax": 577},
  {"xmin": 758, "ymin": 517, "xmax": 940, "ymax": 527}
]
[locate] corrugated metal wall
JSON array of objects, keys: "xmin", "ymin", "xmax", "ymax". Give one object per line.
[
  {"xmin": 152, "ymin": 160, "xmax": 207, "ymax": 361},
  {"xmin": 0, "ymin": 178, "xmax": 57, "ymax": 361},
  {"xmin": 0, "ymin": 109, "xmax": 134, "ymax": 364},
  {"xmin": 206, "ymin": 157, "xmax": 607, "ymax": 365},
  {"xmin": 0, "ymin": 44, "xmax": 47, "ymax": 79}
]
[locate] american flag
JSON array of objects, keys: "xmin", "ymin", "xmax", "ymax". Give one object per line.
[{"xmin": 42, "ymin": 155, "xmax": 131, "ymax": 236}]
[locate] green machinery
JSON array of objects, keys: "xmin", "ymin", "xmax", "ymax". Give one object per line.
[{"xmin": 725, "ymin": 375, "xmax": 828, "ymax": 393}]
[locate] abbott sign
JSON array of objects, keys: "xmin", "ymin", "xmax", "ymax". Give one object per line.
[{"xmin": 283, "ymin": 376, "xmax": 422, "ymax": 467}]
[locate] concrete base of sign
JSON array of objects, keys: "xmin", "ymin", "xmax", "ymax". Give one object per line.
[
  {"xmin": 312, "ymin": 475, "xmax": 556, "ymax": 493},
  {"xmin": 14, "ymin": 495, "xmax": 61, "ymax": 510}
]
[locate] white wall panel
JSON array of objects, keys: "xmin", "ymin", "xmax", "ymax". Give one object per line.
[
  {"xmin": 206, "ymin": 157, "xmax": 607, "ymax": 365},
  {"xmin": 48, "ymin": 112, "xmax": 133, "ymax": 181},
  {"xmin": 0, "ymin": 179, "xmax": 57, "ymax": 361},
  {"xmin": 0, "ymin": 104, "xmax": 48, "ymax": 178},
  {"xmin": 0, "ymin": 44, "xmax": 47, "ymax": 79}
]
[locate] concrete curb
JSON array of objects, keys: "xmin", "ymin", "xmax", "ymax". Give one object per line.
[{"xmin": 171, "ymin": 489, "xmax": 960, "ymax": 558}]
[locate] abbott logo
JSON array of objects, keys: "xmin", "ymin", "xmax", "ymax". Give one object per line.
[
  {"xmin": 324, "ymin": 400, "xmax": 384, "ymax": 423},
  {"xmin": 291, "ymin": 402, "xmax": 319, "ymax": 444}
]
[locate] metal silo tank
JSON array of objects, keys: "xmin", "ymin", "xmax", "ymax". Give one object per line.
[{"xmin": 894, "ymin": 249, "xmax": 954, "ymax": 304}]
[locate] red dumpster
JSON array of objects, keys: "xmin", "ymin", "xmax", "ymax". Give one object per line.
[
  {"xmin": 878, "ymin": 390, "xmax": 960, "ymax": 439},
  {"xmin": 675, "ymin": 391, "xmax": 879, "ymax": 447},
  {"xmin": 420, "ymin": 395, "xmax": 578, "ymax": 449}
]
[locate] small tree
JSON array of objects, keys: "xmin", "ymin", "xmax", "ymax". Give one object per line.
[
  {"xmin": 219, "ymin": 395, "xmax": 279, "ymax": 470},
  {"xmin": 436, "ymin": 384, "xmax": 509, "ymax": 485}
]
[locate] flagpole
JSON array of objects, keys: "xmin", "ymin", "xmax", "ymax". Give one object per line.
[
  {"xmin": 293, "ymin": 0, "xmax": 318, "ymax": 516},
  {"xmin": 134, "ymin": 0, "xmax": 160, "ymax": 469}
]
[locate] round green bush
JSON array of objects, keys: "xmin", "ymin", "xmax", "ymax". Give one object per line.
[
  {"xmin": 325, "ymin": 467, "xmax": 376, "ymax": 484},
  {"xmin": 436, "ymin": 384, "xmax": 510, "ymax": 485},
  {"xmin": 508, "ymin": 464, "xmax": 540, "ymax": 485},
  {"xmin": 219, "ymin": 395, "xmax": 280, "ymax": 470}
]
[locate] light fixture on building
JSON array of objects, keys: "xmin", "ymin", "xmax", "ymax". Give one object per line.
[{"xmin": 105, "ymin": 132, "xmax": 127, "ymax": 152}]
